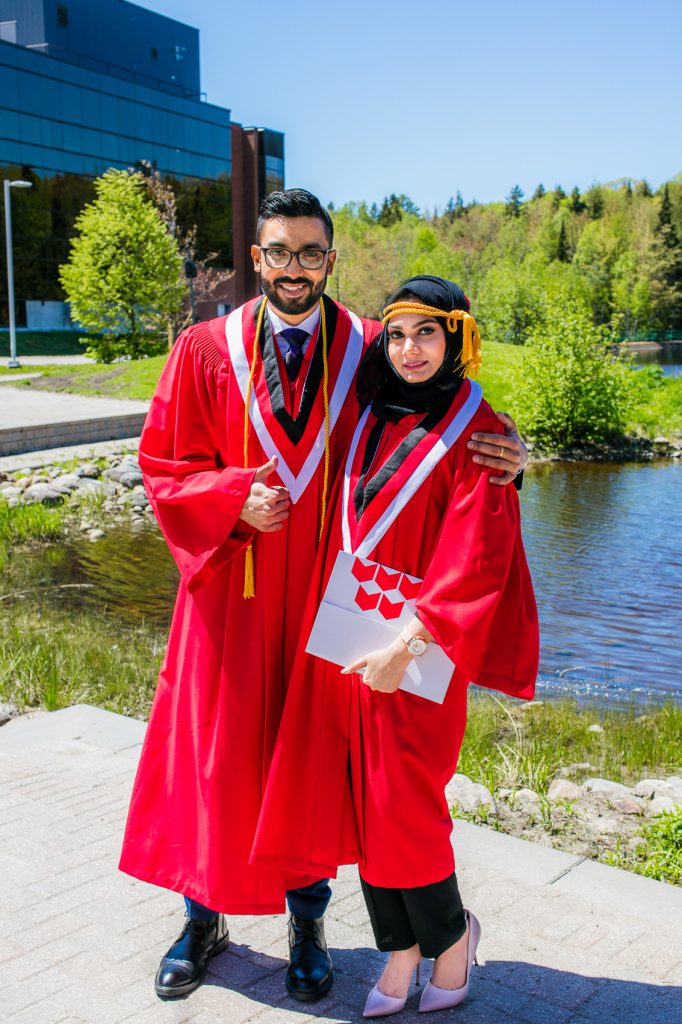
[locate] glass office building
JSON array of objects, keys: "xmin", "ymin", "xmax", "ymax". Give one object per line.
[{"xmin": 0, "ymin": 0, "xmax": 284, "ymax": 322}]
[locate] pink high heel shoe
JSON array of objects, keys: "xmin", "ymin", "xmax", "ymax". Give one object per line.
[
  {"xmin": 363, "ymin": 962, "xmax": 421, "ymax": 1018},
  {"xmin": 418, "ymin": 910, "xmax": 480, "ymax": 1013}
]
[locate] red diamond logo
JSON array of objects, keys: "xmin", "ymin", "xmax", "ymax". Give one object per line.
[
  {"xmin": 355, "ymin": 586, "xmax": 380, "ymax": 612},
  {"xmin": 378, "ymin": 594, "xmax": 404, "ymax": 620},
  {"xmin": 376, "ymin": 566, "xmax": 401, "ymax": 592},
  {"xmin": 398, "ymin": 574, "xmax": 421, "ymax": 600},
  {"xmin": 351, "ymin": 558, "xmax": 377, "ymax": 583}
]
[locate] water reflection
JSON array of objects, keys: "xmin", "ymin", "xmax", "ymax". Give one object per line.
[
  {"xmin": 2, "ymin": 525, "xmax": 178, "ymax": 628},
  {"xmin": 632, "ymin": 344, "xmax": 682, "ymax": 378},
  {"xmin": 519, "ymin": 460, "xmax": 682, "ymax": 702},
  {"xmin": 2, "ymin": 460, "xmax": 681, "ymax": 706}
]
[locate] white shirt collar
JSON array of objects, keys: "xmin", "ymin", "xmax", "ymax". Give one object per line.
[{"xmin": 267, "ymin": 303, "xmax": 321, "ymax": 339}]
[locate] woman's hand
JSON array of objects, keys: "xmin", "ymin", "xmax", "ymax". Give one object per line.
[
  {"xmin": 467, "ymin": 412, "xmax": 528, "ymax": 485},
  {"xmin": 341, "ymin": 637, "xmax": 413, "ymax": 694}
]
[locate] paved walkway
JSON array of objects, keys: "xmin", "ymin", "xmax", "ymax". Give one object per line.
[
  {"xmin": 0, "ymin": 387, "xmax": 148, "ymax": 456},
  {"xmin": 0, "ymin": 706, "xmax": 680, "ymax": 1024}
]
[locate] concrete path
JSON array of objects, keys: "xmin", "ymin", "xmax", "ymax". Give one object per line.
[
  {"xmin": 0, "ymin": 387, "xmax": 148, "ymax": 456},
  {"xmin": 0, "ymin": 705, "xmax": 680, "ymax": 1024}
]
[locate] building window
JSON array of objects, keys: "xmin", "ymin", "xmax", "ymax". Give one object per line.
[
  {"xmin": 57, "ymin": 5, "xmax": 69, "ymax": 28},
  {"xmin": 151, "ymin": 47, "xmax": 158, "ymax": 59},
  {"xmin": 0, "ymin": 20, "xmax": 17, "ymax": 43}
]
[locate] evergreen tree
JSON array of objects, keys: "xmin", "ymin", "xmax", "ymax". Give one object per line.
[
  {"xmin": 657, "ymin": 184, "xmax": 678, "ymax": 241},
  {"xmin": 569, "ymin": 187, "xmax": 585, "ymax": 214},
  {"xmin": 551, "ymin": 185, "xmax": 566, "ymax": 210},
  {"xmin": 557, "ymin": 220, "xmax": 571, "ymax": 262},
  {"xmin": 625, "ymin": 179, "xmax": 633, "ymax": 201},
  {"xmin": 532, "ymin": 183, "xmax": 546, "ymax": 201},
  {"xmin": 650, "ymin": 185, "xmax": 682, "ymax": 328},
  {"xmin": 377, "ymin": 193, "xmax": 419, "ymax": 227},
  {"xmin": 505, "ymin": 184, "xmax": 525, "ymax": 218},
  {"xmin": 585, "ymin": 186, "xmax": 605, "ymax": 220},
  {"xmin": 377, "ymin": 194, "xmax": 403, "ymax": 226},
  {"xmin": 636, "ymin": 179, "xmax": 653, "ymax": 198}
]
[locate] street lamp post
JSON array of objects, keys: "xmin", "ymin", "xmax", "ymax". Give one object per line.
[{"xmin": 4, "ymin": 178, "xmax": 33, "ymax": 368}]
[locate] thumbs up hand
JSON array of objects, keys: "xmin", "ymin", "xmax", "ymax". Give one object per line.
[{"xmin": 239, "ymin": 455, "xmax": 291, "ymax": 532}]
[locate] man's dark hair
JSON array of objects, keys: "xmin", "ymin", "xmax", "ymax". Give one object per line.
[{"xmin": 256, "ymin": 188, "xmax": 334, "ymax": 246}]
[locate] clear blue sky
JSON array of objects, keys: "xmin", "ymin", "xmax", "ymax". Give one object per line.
[{"xmin": 137, "ymin": 0, "xmax": 682, "ymax": 211}]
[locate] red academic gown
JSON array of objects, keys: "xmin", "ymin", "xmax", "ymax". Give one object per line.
[
  {"xmin": 252, "ymin": 380, "xmax": 539, "ymax": 889},
  {"xmin": 119, "ymin": 295, "xmax": 378, "ymax": 913}
]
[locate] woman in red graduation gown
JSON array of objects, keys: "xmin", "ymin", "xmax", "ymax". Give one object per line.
[{"xmin": 253, "ymin": 276, "xmax": 539, "ymax": 1017}]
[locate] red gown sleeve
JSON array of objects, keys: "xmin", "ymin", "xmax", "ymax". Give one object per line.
[
  {"xmin": 139, "ymin": 324, "xmax": 257, "ymax": 592},
  {"xmin": 416, "ymin": 422, "xmax": 539, "ymax": 700}
]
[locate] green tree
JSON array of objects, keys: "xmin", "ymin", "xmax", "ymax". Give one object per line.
[
  {"xmin": 377, "ymin": 193, "xmax": 419, "ymax": 226},
  {"xmin": 515, "ymin": 298, "xmax": 633, "ymax": 447},
  {"xmin": 585, "ymin": 185, "xmax": 605, "ymax": 220},
  {"xmin": 636, "ymin": 179, "xmax": 653, "ymax": 198},
  {"xmin": 551, "ymin": 185, "xmax": 566, "ymax": 210},
  {"xmin": 557, "ymin": 220, "xmax": 571, "ymax": 262},
  {"xmin": 59, "ymin": 170, "xmax": 185, "ymax": 362},
  {"xmin": 443, "ymin": 191, "xmax": 465, "ymax": 222},
  {"xmin": 505, "ymin": 184, "xmax": 525, "ymax": 218},
  {"xmin": 532, "ymin": 183, "xmax": 546, "ymax": 201},
  {"xmin": 569, "ymin": 186, "xmax": 585, "ymax": 214}
]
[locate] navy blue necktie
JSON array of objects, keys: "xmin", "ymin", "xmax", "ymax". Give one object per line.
[{"xmin": 280, "ymin": 327, "xmax": 308, "ymax": 381}]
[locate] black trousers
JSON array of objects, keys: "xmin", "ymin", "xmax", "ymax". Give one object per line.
[{"xmin": 361, "ymin": 872, "xmax": 466, "ymax": 960}]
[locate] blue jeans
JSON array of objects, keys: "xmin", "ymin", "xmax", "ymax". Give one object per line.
[{"xmin": 184, "ymin": 877, "xmax": 332, "ymax": 922}]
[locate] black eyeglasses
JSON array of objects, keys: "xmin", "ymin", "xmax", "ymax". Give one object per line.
[{"xmin": 258, "ymin": 246, "xmax": 333, "ymax": 270}]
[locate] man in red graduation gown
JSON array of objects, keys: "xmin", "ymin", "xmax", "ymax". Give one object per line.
[{"xmin": 119, "ymin": 189, "xmax": 528, "ymax": 1003}]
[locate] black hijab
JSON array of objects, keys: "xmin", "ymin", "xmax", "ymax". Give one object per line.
[{"xmin": 357, "ymin": 275, "xmax": 471, "ymax": 422}]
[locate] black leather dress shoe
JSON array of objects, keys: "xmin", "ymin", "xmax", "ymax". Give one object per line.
[
  {"xmin": 286, "ymin": 914, "xmax": 334, "ymax": 1002},
  {"xmin": 154, "ymin": 914, "xmax": 230, "ymax": 998}
]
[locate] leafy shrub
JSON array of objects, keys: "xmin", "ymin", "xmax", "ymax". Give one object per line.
[{"xmin": 514, "ymin": 298, "xmax": 634, "ymax": 447}]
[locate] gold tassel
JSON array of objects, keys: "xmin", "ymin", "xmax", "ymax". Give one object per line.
[{"xmin": 243, "ymin": 543, "xmax": 255, "ymax": 599}]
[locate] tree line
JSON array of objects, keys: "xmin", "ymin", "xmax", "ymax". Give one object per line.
[{"xmin": 329, "ymin": 177, "xmax": 682, "ymax": 341}]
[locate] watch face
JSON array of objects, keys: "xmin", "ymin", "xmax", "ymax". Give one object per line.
[{"xmin": 408, "ymin": 637, "xmax": 428, "ymax": 657}]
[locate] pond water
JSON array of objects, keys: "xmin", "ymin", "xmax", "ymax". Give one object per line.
[
  {"xmin": 3, "ymin": 459, "xmax": 681, "ymax": 707},
  {"xmin": 519, "ymin": 460, "xmax": 682, "ymax": 704},
  {"xmin": 631, "ymin": 343, "xmax": 682, "ymax": 378}
]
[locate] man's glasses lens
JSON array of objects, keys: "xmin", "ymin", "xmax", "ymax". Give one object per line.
[{"xmin": 262, "ymin": 247, "xmax": 327, "ymax": 270}]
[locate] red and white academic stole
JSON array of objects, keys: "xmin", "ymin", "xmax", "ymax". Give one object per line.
[{"xmin": 225, "ymin": 299, "xmax": 364, "ymax": 503}]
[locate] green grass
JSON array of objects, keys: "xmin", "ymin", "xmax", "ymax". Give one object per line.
[
  {"xmin": 0, "ymin": 355, "xmax": 167, "ymax": 400},
  {"xmin": 0, "ymin": 499, "xmax": 64, "ymax": 546},
  {"xmin": 628, "ymin": 366, "xmax": 682, "ymax": 438},
  {"xmin": 0, "ymin": 330, "xmax": 92, "ymax": 356},
  {"xmin": 0, "ymin": 498, "xmax": 64, "ymax": 570},
  {"xmin": 0, "ymin": 604, "xmax": 164, "ymax": 717},
  {"xmin": 478, "ymin": 339, "xmax": 525, "ymax": 412},
  {"xmin": 459, "ymin": 691, "xmax": 682, "ymax": 794},
  {"xmin": 604, "ymin": 809, "xmax": 682, "ymax": 885}
]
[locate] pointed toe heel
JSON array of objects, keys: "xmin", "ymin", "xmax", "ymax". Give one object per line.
[
  {"xmin": 419, "ymin": 910, "xmax": 481, "ymax": 1013},
  {"xmin": 363, "ymin": 982, "xmax": 408, "ymax": 1018}
]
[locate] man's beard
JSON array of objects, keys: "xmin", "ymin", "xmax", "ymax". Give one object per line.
[{"xmin": 259, "ymin": 272, "xmax": 327, "ymax": 316}]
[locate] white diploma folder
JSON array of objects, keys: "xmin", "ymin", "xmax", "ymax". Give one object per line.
[{"xmin": 305, "ymin": 550, "xmax": 455, "ymax": 704}]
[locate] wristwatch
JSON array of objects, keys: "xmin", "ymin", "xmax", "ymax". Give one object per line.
[{"xmin": 400, "ymin": 626, "xmax": 429, "ymax": 657}]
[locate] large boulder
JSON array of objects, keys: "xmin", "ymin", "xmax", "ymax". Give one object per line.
[
  {"xmin": 547, "ymin": 779, "xmax": 583, "ymax": 802},
  {"xmin": 582, "ymin": 777, "xmax": 631, "ymax": 799},
  {"xmin": 23, "ymin": 482, "xmax": 63, "ymax": 504},
  {"xmin": 445, "ymin": 773, "xmax": 497, "ymax": 815}
]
